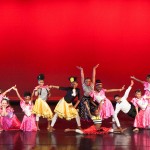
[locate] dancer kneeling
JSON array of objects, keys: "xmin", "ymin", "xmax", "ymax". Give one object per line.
[{"xmin": 49, "ymin": 77, "xmax": 81, "ymax": 132}]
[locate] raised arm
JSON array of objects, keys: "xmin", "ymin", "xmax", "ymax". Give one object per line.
[
  {"xmin": 131, "ymin": 76, "xmax": 144, "ymax": 84},
  {"xmin": 76, "ymin": 66, "xmax": 84, "ymax": 84},
  {"xmin": 92, "ymin": 64, "xmax": 99, "ymax": 85},
  {"xmin": 2, "ymin": 85, "xmax": 16, "ymax": 96},
  {"xmin": 123, "ymin": 80, "xmax": 134, "ymax": 99},
  {"xmin": 105, "ymin": 85, "xmax": 125, "ymax": 93},
  {"xmin": 13, "ymin": 87, "xmax": 23, "ymax": 101}
]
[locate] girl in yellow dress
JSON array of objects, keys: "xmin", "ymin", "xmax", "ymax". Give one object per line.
[
  {"xmin": 49, "ymin": 77, "xmax": 81, "ymax": 132},
  {"xmin": 32, "ymin": 74, "xmax": 53, "ymax": 131}
]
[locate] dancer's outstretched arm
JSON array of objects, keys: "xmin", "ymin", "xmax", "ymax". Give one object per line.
[
  {"xmin": 105, "ymin": 85, "xmax": 125, "ymax": 93},
  {"xmin": 2, "ymin": 85, "xmax": 16, "ymax": 96},
  {"xmin": 131, "ymin": 76, "xmax": 144, "ymax": 84},
  {"xmin": 13, "ymin": 87, "xmax": 23, "ymax": 101}
]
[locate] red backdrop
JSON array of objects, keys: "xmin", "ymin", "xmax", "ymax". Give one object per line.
[{"xmin": 0, "ymin": 0, "xmax": 150, "ymax": 99}]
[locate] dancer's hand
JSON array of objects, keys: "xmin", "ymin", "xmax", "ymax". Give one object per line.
[
  {"xmin": 34, "ymin": 86, "xmax": 40, "ymax": 91},
  {"xmin": 120, "ymin": 85, "xmax": 125, "ymax": 91},
  {"xmin": 12, "ymin": 86, "xmax": 17, "ymax": 91},
  {"xmin": 130, "ymin": 76, "xmax": 135, "ymax": 79},
  {"xmin": 93, "ymin": 64, "xmax": 99, "ymax": 69},
  {"xmin": 76, "ymin": 66, "xmax": 83, "ymax": 70},
  {"xmin": 130, "ymin": 80, "xmax": 134, "ymax": 87}
]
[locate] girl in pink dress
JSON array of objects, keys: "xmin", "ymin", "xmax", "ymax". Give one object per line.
[
  {"xmin": 131, "ymin": 75, "xmax": 150, "ymax": 96},
  {"xmin": 0, "ymin": 98, "xmax": 21, "ymax": 131},
  {"xmin": 13, "ymin": 87, "xmax": 37, "ymax": 132},
  {"xmin": 0, "ymin": 85, "xmax": 15, "ymax": 131},
  {"xmin": 131, "ymin": 89, "xmax": 150, "ymax": 132},
  {"xmin": 90, "ymin": 80, "xmax": 125, "ymax": 120}
]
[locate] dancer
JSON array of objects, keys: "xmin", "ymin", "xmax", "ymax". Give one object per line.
[
  {"xmin": 65, "ymin": 101, "xmax": 125, "ymax": 134},
  {"xmin": 131, "ymin": 89, "xmax": 150, "ymax": 132},
  {"xmin": 0, "ymin": 85, "xmax": 16, "ymax": 131},
  {"xmin": 49, "ymin": 77, "xmax": 81, "ymax": 132},
  {"xmin": 13, "ymin": 87, "xmax": 37, "ymax": 131},
  {"xmin": 90, "ymin": 79, "xmax": 125, "ymax": 120},
  {"xmin": 0, "ymin": 97, "xmax": 21, "ymax": 131},
  {"xmin": 32, "ymin": 74, "xmax": 53, "ymax": 131},
  {"xmin": 113, "ymin": 80, "xmax": 136, "ymax": 132},
  {"xmin": 76, "ymin": 64, "xmax": 99, "ymax": 121},
  {"xmin": 131, "ymin": 75, "xmax": 150, "ymax": 96}
]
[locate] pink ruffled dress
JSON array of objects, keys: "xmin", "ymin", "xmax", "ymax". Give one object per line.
[
  {"xmin": 90, "ymin": 89, "xmax": 114, "ymax": 119},
  {"xmin": 143, "ymin": 82, "xmax": 150, "ymax": 96},
  {"xmin": 0, "ymin": 107, "xmax": 21, "ymax": 131},
  {"xmin": 132, "ymin": 97, "xmax": 150, "ymax": 128},
  {"xmin": 20, "ymin": 100, "xmax": 37, "ymax": 131}
]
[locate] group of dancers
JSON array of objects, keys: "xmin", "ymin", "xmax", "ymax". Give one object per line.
[{"xmin": 0, "ymin": 64, "xmax": 150, "ymax": 135}]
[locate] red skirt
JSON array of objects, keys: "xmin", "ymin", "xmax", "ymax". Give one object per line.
[{"xmin": 83, "ymin": 125, "xmax": 111, "ymax": 135}]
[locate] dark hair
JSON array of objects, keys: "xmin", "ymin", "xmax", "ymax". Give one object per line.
[
  {"xmin": 24, "ymin": 91, "xmax": 31, "ymax": 97},
  {"xmin": 96, "ymin": 79, "xmax": 102, "ymax": 84},
  {"xmin": 1, "ymin": 98, "xmax": 9, "ymax": 104},
  {"xmin": 37, "ymin": 74, "xmax": 45, "ymax": 81},
  {"xmin": 135, "ymin": 89, "xmax": 142, "ymax": 94},
  {"xmin": 114, "ymin": 94, "xmax": 120, "ymax": 99},
  {"xmin": 91, "ymin": 107, "xmax": 98, "ymax": 114},
  {"xmin": 147, "ymin": 74, "xmax": 150, "ymax": 78}
]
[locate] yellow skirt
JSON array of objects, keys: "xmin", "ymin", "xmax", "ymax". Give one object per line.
[
  {"xmin": 54, "ymin": 98, "xmax": 78, "ymax": 120},
  {"xmin": 32, "ymin": 98, "xmax": 53, "ymax": 120}
]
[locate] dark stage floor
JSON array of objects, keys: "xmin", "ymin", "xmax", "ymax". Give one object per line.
[{"xmin": 0, "ymin": 103, "xmax": 150, "ymax": 150}]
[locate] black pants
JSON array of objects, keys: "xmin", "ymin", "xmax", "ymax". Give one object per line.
[{"xmin": 127, "ymin": 103, "xmax": 137, "ymax": 118}]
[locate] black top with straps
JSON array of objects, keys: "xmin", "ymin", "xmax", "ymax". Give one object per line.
[{"xmin": 59, "ymin": 87, "xmax": 80, "ymax": 103}]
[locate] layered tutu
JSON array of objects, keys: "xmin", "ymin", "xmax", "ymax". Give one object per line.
[
  {"xmin": 83, "ymin": 125, "xmax": 111, "ymax": 134},
  {"xmin": 100, "ymin": 98, "xmax": 114, "ymax": 119},
  {"xmin": 54, "ymin": 98, "xmax": 78, "ymax": 120},
  {"xmin": 20, "ymin": 115, "xmax": 37, "ymax": 132},
  {"xmin": 1, "ymin": 114, "xmax": 21, "ymax": 131},
  {"xmin": 32, "ymin": 98, "xmax": 53, "ymax": 120},
  {"xmin": 134, "ymin": 106, "xmax": 150, "ymax": 128}
]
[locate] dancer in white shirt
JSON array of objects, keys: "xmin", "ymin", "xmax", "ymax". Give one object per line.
[{"xmin": 113, "ymin": 80, "xmax": 136, "ymax": 132}]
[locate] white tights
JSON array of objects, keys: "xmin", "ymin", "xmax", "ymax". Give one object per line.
[{"xmin": 51, "ymin": 113, "xmax": 81, "ymax": 127}]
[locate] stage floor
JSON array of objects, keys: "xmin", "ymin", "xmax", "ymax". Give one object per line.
[{"xmin": 0, "ymin": 104, "xmax": 150, "ymax": 150}]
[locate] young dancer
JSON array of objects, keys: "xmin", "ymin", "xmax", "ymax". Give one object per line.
[
  {"xmin": 0, "ymin": 98, "xmax": 21, "ymax": 131},
  {"xmin": 49, "ymin": 77, "xmax": 81, "ymax": 132},
  {"xmin": 13, "ymin": 87, "xmax": 37, "ymax": 131},
  {"xmin": 76, "ymin": 64, "xmax": 99, "ymax": 121},
  {"xmin": 0, "ymin": 85, "xmax": 16, "ymax": 131},
  {"xmin": 131, "ymin": 75, "xmax": 150, "ymax": 96},
  {"xmin": 90, "ymin": 79, "xmax": 125, "ymax": 120},
  {"xmin": 64, "ymin": 101, "xmax": 125, "ymax": 134},
  {"xmin": 131, "ymin": 90, "xmax": 150, "ymax": 132},
  {"xmin": 32, "ymin": 74, "xmax": 53, "ymax": 131},
  {"xmin": 113, "ymin": 80, "xmax": 136, "ymax": 132}
]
